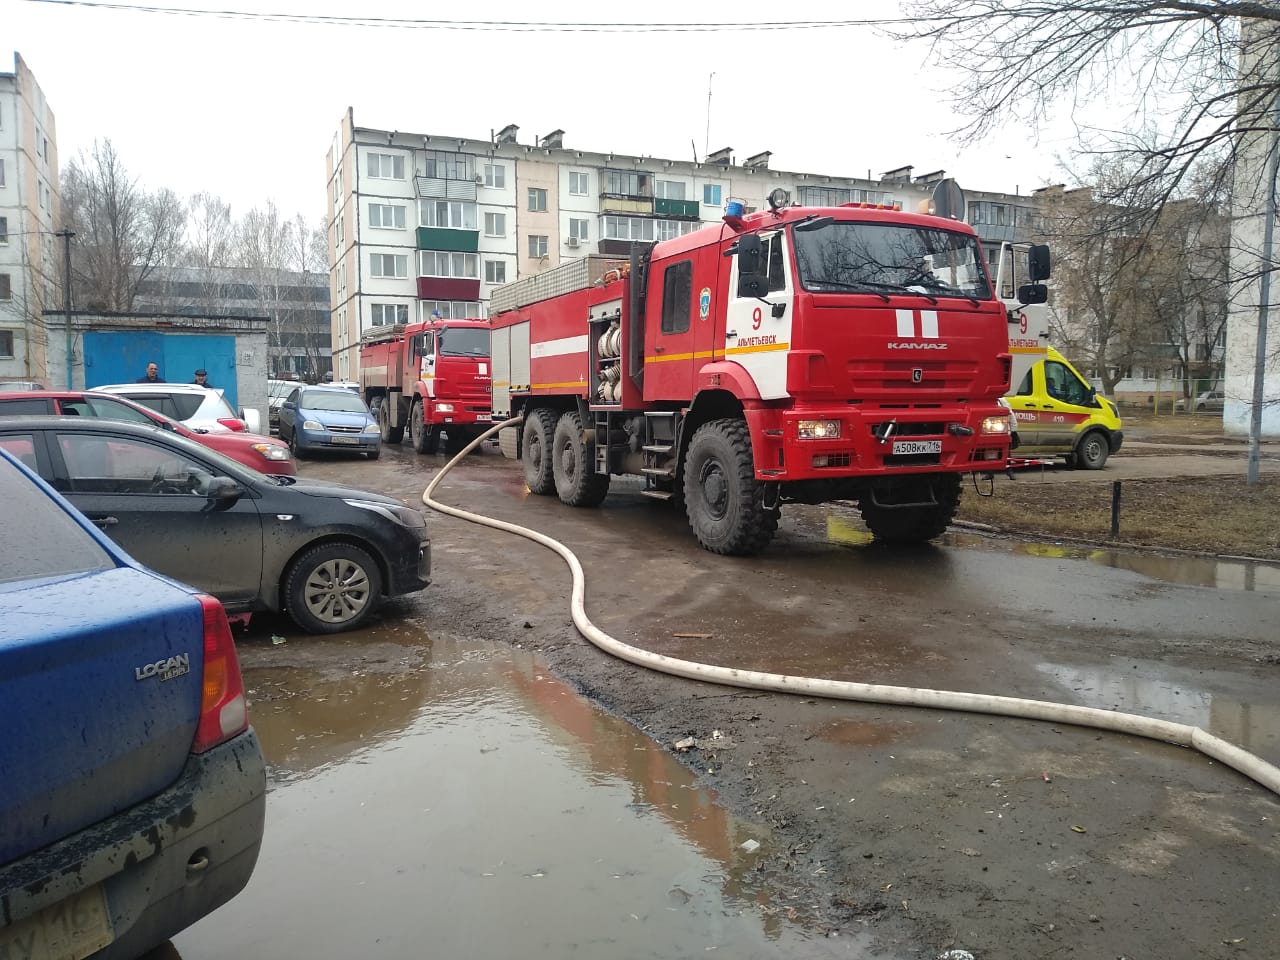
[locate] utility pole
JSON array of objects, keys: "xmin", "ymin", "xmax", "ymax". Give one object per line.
[
  {"xmin": 1248, "ymin": 91, "xmax": 1280, "ymax": 486},
  {"xmin": 55, "ymin": 229, "xmax": 74, "ymax": 389}
]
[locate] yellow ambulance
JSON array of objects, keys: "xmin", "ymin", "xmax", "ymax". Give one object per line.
[{"xmin": 1005, "ymin": 347, "xmax": 1124, "ymax": 469}]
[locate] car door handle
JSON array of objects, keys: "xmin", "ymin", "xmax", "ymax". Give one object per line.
[{"xmin": 90, "ymin": 515, "xmax": 119, "ymax": 527}]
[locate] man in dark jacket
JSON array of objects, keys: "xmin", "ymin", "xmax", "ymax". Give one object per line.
[
  {"xmin": 136, "ymin": 363, "xmax": 165, "ymax": 383},
  {"xmin": 192, "ymin": 368, "xmax": 215, "ymax": 388}
]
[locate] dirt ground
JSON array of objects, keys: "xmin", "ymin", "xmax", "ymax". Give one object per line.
[{"xmin": 269, "ymin": 438, "xmax": 1280, "ymax": 960}]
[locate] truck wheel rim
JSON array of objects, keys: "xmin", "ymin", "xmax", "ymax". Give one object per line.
[
  {"xmin": 304, "ymin": 558, "xmax": 371, "ymax": 623},
  {"xmin": 559, "ymin": 441, "xmax": 577, "ymax": 480},
  {"xmin": 699, "ymin": 462, "xmax": 729, "ymax": 519}
]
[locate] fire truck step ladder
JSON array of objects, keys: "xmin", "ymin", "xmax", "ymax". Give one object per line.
[
  {"xmin": 640, "ymin": 411, "xmax": 679, "ymax": 500},
  {"xmin": 593, "ymin": 412, "xmax": 610, "ymax": 474}
]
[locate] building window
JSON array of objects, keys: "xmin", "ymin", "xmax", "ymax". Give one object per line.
[
  {"xmin": 702, "ymin": 184, "xmax": 723, "ymax": 206},
  {"xmin": 484, "ymin": 212, "xmax": 506, "ymax": 237},
  {"xmin": 483, "ymin": 163, "xmax": 505, "ymax": 189},
  {"xmin": 655, "ymin": 180, "xmax": 687, "ymax": 201},
  {"xmin": 421, "ymin": 300, "xmax": 485, "ymax": 321},
  {"xmin": 370, "ymin": 303, "xmax": 409, "ymax": 326},
  {"xmin": 602, "ymin": 216, "xmax": 695, "ymax": 242},
  {"xmin": 655, "ymin": 220, "xmax": 696, "ymax": 241},
  {"xmin": 418, "ymin": 250, "xmax": 479, "ymax": 279},
  {"xmin": 419, "ymin": 200, "xmax": 478, "ymax": 230},
  {"xmin": 370, "ymin": 253, "xmax": 408, "ymax": 278},
  {"xmin": 367, "ymin": 152, "xmax": 405, "ymax": 179},
  {"xmin": 568, "ymin": 218, "xmax": 589, "ymax": 241},
  {"xmin": 0, "ymin": 274, "xmax": 11, "ymax": 300},
  {"xmin": 0, "ymin": 217, "xmax": 7, "ymax": 244},
  {"xmin": 422, "ymin": 150, "xmax": 475, "ymax": 181},
  {"xmin": 661, "ymin": 260, "xmax": 693, "ymax": 334},
  {"xmin": 528, "ymin": 188, "xmax": 548, "ymax": 212},
  {"xmin": 569, "ymin": 171, "xmax": 590, "ymax": 196},
  {"xmin": 528, "ymin": 235, "xmax": 548, "ymax": 258},
  {"xmin": 796, "ymin": 186, "xmax": 896, "ymax": 208},
  {"xmin": 332, "ymin": 164, "xmax": 342, "ymax": 204},
  {"xmin": 604, "ymin": 170, "xmax": 649, "ymax": 197},
  {"xmin": 485, "ymin": 260, "xmax": 507, "ymax": 284},
  {"xmin": 368, "ymin": 203, "xmax": 406, "ymax": 229},
  {"xmin": 0, "ymin": 330, "xmax": 13, "ymax": 358}
]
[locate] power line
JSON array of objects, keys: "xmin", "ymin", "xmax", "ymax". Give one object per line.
[{"xmin": 23, "ymin": 0, "xmax": 897, "ymax": 32}]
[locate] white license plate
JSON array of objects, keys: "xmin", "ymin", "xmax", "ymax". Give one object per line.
[
  {"xmin": 0, "ymin": 885, "xmax": 114, "ymax": 960},
  {"xmin": 329, "ymin": 435, "xmax": 360, "ymax": 445},
  {"xmin": 892, "ymin": 439, "xmax": 942, "ymax": 455},
  {"xmin": 475, "ymin": 414, "xmax": 492, "ymax": 421}
]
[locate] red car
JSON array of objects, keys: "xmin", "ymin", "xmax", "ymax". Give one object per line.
[{"xmin": 0, "ymin": 390, "xmax": 296, "ymax": 476}]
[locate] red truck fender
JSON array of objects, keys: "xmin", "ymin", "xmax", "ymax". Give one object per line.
[{"xmin": 695, "ymin": 361, "xmax": 761, "ymax": 400}]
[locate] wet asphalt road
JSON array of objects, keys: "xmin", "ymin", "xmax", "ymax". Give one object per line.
[{"xmin": 167, "ymin": 439, "xmax": 1279, "ymax": 960}]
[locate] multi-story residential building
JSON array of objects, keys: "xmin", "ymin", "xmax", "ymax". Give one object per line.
[
  {"xmin": 135, "ymin": 266, "xmax": 332, "ymax": 380},
  {"xmin": 0, "ymin": 52, "xmax": 59, "ymax": 386},
  {"xmin": 325, "ymin": 109, "xmax": 1040, "ymax": 382}
]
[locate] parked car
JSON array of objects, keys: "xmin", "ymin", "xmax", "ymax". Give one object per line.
[
  {"xmin": 0, "ymin": 417, "xmax": 430, "ymax": 633},
  {"xmin": 0, "ymin": 380, "xmax": 45, "ymax": 390},
  {"xmin": 1174, "ymin": 390, "xmax": 1225, "ymax": 412},
  {"xmin": 95, "ymin": 382, "xmax": 263, "ymax": 434},
  {"xmin": 278, "ymin": 385, "xmax": 382, "ymax": 460},
  {"xmin": 0, "ymin": 389, "xmax": 295, "ymax": 476},
  {"xmin": 267, "ymin": 378, "xmax": 296, "ymax": 432},
  {"xmin": 0, "ymin": 447, "xmax": 265, "ymax": 957}
]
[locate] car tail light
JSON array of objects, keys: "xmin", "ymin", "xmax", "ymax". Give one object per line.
[
  {"xmin": 217, "ymin": 418, "xmax": 247, "ymax": 432},
  {"xmin": 192, "ymin": 594, "xmax": 249, "ymax": 753}
]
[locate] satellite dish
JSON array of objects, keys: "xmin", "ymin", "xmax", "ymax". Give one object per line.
[{"xmin": 931, "ymin": 178, "xmax": 967, "ymax": 220}]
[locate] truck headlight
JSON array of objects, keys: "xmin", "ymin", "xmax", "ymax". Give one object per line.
[
  {"xmin": 302, "ymin": 419, "xmax": 323, "ymax": 431},
  {"xmin": 435, "ymin": 403, "xmax": 455, "ymax": 413},
  {"xmin": 797, "ymin": 419, "xmax": 841, "ymax": 439},
  {"xmin": 251, "ymin": 442, "xmax": 291, "ymax": 461},
  {"xmin": 981, "ymin": 416, "xmax": 1011, "ymax": 435}
]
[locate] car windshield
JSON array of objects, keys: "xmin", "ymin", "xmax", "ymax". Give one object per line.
[
  {"xmin": 302, "ymin": 390, "xmax": 368, "ymax": 413},
  {"xmin": 792, "ymin": 221, "xmax": 993, "ymax": 300},
  {"xmin": 439, "ymin": 327, "xmax": 490, "ymax": 358}
]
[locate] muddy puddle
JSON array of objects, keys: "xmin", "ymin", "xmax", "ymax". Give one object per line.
[{"xmin": 171, "ymin": 630, "xmax": 875, "ymax": 960}]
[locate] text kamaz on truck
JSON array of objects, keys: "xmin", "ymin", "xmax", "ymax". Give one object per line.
[
  {"xmin": 359, "ymin": 316, "xmax": 493, "ymax": 454},
  {"xmin": 490, "ymin": 188, "xmax": 1050, "ymax": 554}
]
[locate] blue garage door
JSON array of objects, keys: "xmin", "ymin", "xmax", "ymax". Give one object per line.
[{"xmin": 83, "ymin": 333, "xmax": 238, "ymax": 409}]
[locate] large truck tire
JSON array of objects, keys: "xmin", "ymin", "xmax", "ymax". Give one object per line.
[
  {"xmin": 552, "ymin": 411, "xmax": 610, "ymax": 508},
  {"xmin": 859, "ymin": 474, "xmax": 961, "ymax": 544},
  {"xmin": 409, "ymin": 400, "xmax": 439, "ymax": 454},
  {"xmin": 376, "ymin": 398, "xmax": 405, "ymax": 444},
  {"xmin": 522, "ymin": 408, "xmax": 558, "ymax": 495},
  {"xmin": 682, "ymin": 418, "xmax": 778, "ymax": 556}
]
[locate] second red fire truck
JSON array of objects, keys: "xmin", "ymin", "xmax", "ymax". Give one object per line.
[{"xmin": 489, "ymin": 187, "xmax": 1049, "ymax": 555}]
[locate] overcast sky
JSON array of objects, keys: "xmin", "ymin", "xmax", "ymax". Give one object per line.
[{"xmin": 7, "ymin": 0, "xmax": 1099, "ymax": 224}]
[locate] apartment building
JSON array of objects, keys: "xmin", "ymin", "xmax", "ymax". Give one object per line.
[
  {"xmin": 0, "ymin": 52, "xmax": 59, "ymax": 386},
  {"xmin": 325, "ymin": 109, "xmax": 1038, "ymax": 381}
]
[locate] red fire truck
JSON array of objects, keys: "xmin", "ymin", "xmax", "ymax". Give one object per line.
[
  {"xmin": 489, "ymin": 188, "xmax": 1049, "ymax": 554},
  {"xmin": 359, "ymin": 316, "xmax": 493, "ymax": 454}
]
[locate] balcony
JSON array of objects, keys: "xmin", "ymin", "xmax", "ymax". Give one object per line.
[
  {"xmin": 599, "ymin": 195, "xmax": 653, "ymax": 216},
  {"xmin": 654, "ymin": 198, "xmax": 699, "ymax": 219},
  {"xmin": 417, "ymin": 277, "xmax": 481, "ymax": 301},
  {"xmin": 417, "ymin": 227, "xmax": 479, "ymax": 253}
]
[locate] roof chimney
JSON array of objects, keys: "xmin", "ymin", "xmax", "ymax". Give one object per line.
[
  {"xmin": 913, "ymin": 169, "xmax": 946, "ymax": 185},
  {"xmin": 743, "ymin": 150, "xmax": 772, "ymax": 169},
  {"xmin": 707, "ymin": 146, "xmax": 734, "ymax": 165},
  {"xmin": 539, "ymin": 129, "xmax": 565, "ymax": 149},
  {"xmin": 495, "ymin": 124, "xmax": 520, "ymax": 145},
  {"xmin": 880, "ymin": 165, "xmax": 914, "ymax": 183}
]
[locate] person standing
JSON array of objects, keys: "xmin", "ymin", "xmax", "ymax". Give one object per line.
[
  {"xmin": 136, "ymin": 362, "xmax": 166, "ymax": 383},
  {"xmin": 192, "ymin": 368, "xmax": 215, "ymax": 388}
]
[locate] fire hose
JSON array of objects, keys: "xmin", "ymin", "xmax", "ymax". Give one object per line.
[{"xmin": 423, "ymin": 417, "xmax": 1280, "ymax": 798}]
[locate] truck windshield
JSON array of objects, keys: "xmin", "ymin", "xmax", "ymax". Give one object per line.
[
  {"xmin": 792, "ymin": 221, "xmax": 992, "ymax": 301},
  {"xmin": 440, "ymin": 327, "xmax": 491, "ymax": 358}
]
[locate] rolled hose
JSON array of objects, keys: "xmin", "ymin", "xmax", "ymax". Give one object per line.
[{"xmin": 424, "ymin": 417, "xmax": 1280, "ymax": 797}]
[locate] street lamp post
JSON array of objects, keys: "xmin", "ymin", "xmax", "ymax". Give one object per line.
[{"xmin": 55, "ymin": 229, "xmax": 74, "ymax": 389}]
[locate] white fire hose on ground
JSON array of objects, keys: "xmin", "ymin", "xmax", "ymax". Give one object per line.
[{"xmin": 423, "ymin": 417, "xmax": 1280, "ymax": 798}]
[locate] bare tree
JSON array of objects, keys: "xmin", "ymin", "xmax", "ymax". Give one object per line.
[{"xmin": 59, "ymin": 138, "xmax": 186, "ymax": 312}]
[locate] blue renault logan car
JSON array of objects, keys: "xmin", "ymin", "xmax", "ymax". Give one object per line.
[{"xmin": 278, "ymin": 385, "xmax": 381, "ymax": 459}]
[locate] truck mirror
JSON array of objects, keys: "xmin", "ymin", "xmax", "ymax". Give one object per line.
[
  {"xmin": 1028, "ymin": 244, "xmax": 1051, "ymax": 281},
  {"xmin": 1017, "ymin": 283, "xmax": 1048, "ymax": 305},
  {"xmin": 737, "ymin": 234, "xmax": 764, "ymax": 275}
]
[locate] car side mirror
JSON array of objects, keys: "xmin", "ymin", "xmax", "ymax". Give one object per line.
[
  {"xmin": 1017, "ymin": 283, "xmax": 1048, "ymax": 305},
  {"xmin": 206, "ymin": 476, "xmax": 245, "ymax": 506},
  {"xmin": 1028, "ymin": 244, "xmax": 1051, "ymax": 281}
]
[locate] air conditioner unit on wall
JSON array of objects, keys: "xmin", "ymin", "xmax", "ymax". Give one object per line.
[
  {"xmin": 474, "ymin": 175, "xmax": 485, "ymax": 184},
  {"xmin": 566, "ymin": 236, "xmax": 580, "ymax": 248}
]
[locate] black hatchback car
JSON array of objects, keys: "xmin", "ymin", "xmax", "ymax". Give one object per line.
[{"xmin": 0, "ymin": 417, "xmax": 431, "ymax": 633}]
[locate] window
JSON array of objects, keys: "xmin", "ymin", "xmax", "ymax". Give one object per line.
[
  {"xmin": 368, "ymin": 203, "xmax": 406, "ymax": 229},
  {"xmin": 528, "ymin": 235, "xmax": 548, "ymax": 258},
  {"xmin": 0, "ymin": 217, "xmax": 7, "ymax": 244},
  {"xmin": 57, "ymin": 434, "xmax": 217, "ymax": 497},
  {"xmin": 421, "ymin": 300, "xmax": 485, "ymax": 321},
  {"xmin": 603, "ymin": 217, "xmax": 695, "ymax": 242},
  {"xmin": 418, "ymin": 251, "xmax": 479, "ymax": 279},
  {"xmin": 604, "ymin": 170, "xmax": 649, "ymax": 197},
  {"xmin": 484, "ymin": 163, "xmax": 505, "ymax": 188},
  {"xmin": 569, "ymin": 171, "xmax": 590, "ymax": 196},
  {"xmin": 485, "ymin": 260, "xmax": 507, "ymax": 284},
  {"xmin": 655, "ymin": 180, "xmax": 686, "ymax": 201},
  {"xmin": 422, "ymin": 151, "xmax": 475, "ymax": 181},
  {"xmin": 661, "ymin": 261, "xmax": 693, "ymax": 334},
  {"xmin": 371, "ymin": 303, "xmax": 409, "ymax": 326},
  {"xmin": 419, "ymin": 200, "xmax": 477, "ymax": 231},
  {"xmin": 0, "ymin": 330, "xmax": 13, "ymax": 358},
  {"xmin": 370, "ymin": 253, "xmax": 408, "ymax": 278},
  {"xmin": 484, "ymin": 212, "xmax": 506, "ymax": 237},
  {"xmin": 367, "ymin": 152, "xmax": 405, "ymax": 179},
  {"xmin": 528, "ymin": 188, "xmax": 548, "ymax": 212},
  {"xmin": 702, "ymin": 184, "xmax": 723, "ymax": 206},
  {"xmin": 655, "ymin": 220, "xmax": 696, "ymax": 241},
  {"xmin": 797, "ymin": 186, "xmax": 897, "ymax": 207},
  {"xmin": 568, "ymin": 218, "xmax": 589, "ymax": 241},
  {"xmin": 332, "ymin": 164, "xmax": 341, "ymax": 204},
  {"xmin": 335, "ymin": 214, "xmax": 344, "ymax": 247},
  {"xmin": 0, "ymin": 274, "xmax": 10, "ymax": 300}
]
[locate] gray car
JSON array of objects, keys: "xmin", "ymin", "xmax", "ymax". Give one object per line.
[{"xmin": 1174, "ymin": 389, "xmax": 1225, "ymax": 412}]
